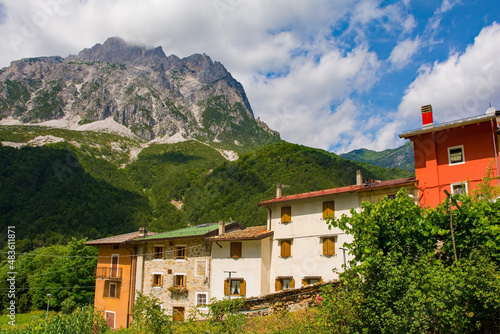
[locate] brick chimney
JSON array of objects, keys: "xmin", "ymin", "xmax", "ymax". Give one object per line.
[
  {"xmin": 138, "ymin": 227, "xmax": 147, "ymax": 238},
  {"xmin": 421, "ymin": 105, "xmax": 434, "ymax": 128},
  {"xmin": 218, "ymin": 220, "xmax": 225, "ymax": 235},
  {"xmin": 356, "ymin": 170, "xmax": 363, "ymax": 185}
]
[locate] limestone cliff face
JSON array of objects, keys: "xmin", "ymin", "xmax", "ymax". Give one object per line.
[{"xmin": 0, "ymin": 37, "xmax": 279, "ymax": 144}]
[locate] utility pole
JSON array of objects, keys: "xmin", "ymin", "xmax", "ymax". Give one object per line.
[
  {"xmin": 224, "ymin": 271, "xmax": 236, "ymax": 299},
  {"xmin": 46, "ymin": 294, "xmax": 51, "ymax": 319},
  {"xmin": 339, "ymin": 247, "xmax": 348, "ymax": 292},
  {"xmin": 444, "ymin": 190, "xmax": 459, "ymax": 262}
]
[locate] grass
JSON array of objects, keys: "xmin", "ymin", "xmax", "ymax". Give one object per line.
[{"xmin": 0, "ymin": 311, "xmax": 46, "ymax": 328}]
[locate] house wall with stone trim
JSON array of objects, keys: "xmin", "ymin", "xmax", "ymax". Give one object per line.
[{"xmin": 141, "ymin": 237, "xmax": 212, "ymax": 319}]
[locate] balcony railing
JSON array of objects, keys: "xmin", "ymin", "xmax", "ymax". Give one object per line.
[{"xmin": 95, "ymin": 267, "xmax": 122, "ymax": 280}]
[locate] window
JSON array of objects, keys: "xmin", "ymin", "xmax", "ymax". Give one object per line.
[
  {"xmin": 451, "ymin": 182, "xmax": 468, "ymax": 195},
  {"xmin": 280, "ymin": 239, "xmax": 292, "ymax": 257},
  {"xmin": 281, "ymin": 206, "xmax": 291, "ymax": 223},
  {"xmin": 174, "ymin": 274, "xmax": 186, "ymax": 287},
  {"xmin": 322, "ymin": 237, "xmax": 336, "ymax": 256},
  {"xmin": 109, "ymin": 282, "xmax": 117, "ymax": 298},
  {"xmin": 387, "ymin": 194, "xmax": 396, "ymax": 200},
  {"xmin": 153, "ymin": 246, "xmax": 164, "ymax": 259},
  {"xmin": 230, "ymin": 242, "xmax": 242, "ymax": 258},
  {"xmin": 173, "ymin": 307, "xmax": 185, "ymax": 322},
  {"xmin": 275, "ymin": 277, "xmax": 295, "ymax": 291},
  {"xmin": 110, "ymin": 254, "xmax": 119, "ymax": 278},
  {"xmin": 224, "ymin": 279, "xmax": 246, "ymax": 296},
  {"xmin": 175, "ymin": 245, "xmax": 187, "ymax": 259},
  {"xmin": 196, "ymin": 293, "xmax": 208, "ymax": 307},
  {"xmin": 302, "ymin": 277, "xmax": 323, "ymax": 286},
  {"xmin": 322, "ymin": 201, "xmax": 335, "ymax": 219},
  {"xmin": 105, "ymin": 311, "xmax": 116, "ymax": 329},
  {"xmin": 103, "ymin": 281, "xmax": 120, "ymax": 298},
  {"xmin": 448, "ymin": 145, "xmax": 465, "ymax": 165},
  {"xmin": 152, "ymin": 274, "xmax": 163, "ymax": 287}
]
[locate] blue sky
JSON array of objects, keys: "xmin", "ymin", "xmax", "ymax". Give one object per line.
[{"xmin": 0, "ymin": 0, "xmax": 499, "ymax": 153}]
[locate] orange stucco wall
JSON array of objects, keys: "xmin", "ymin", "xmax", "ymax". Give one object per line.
[
  {"xmin": 94, "ymin": 244, "xmax": 135, "ymax": 329},
  {"xmin": 412, "ymin": 120, "xmax": 499, "ymax": 207}
]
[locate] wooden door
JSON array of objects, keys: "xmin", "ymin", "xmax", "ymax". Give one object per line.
[
  {"xmin": 173, "ymin": 307, "xmax": 185, "ymax": 322},
  {"xmin": 105, "ymin": 311, "xmax": 115, "ymax": 329}
]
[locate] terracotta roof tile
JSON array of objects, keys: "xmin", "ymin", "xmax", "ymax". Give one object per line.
[
  {"xmin": 207, "ymin": 225, "xmax": 273, "ymax": 241},
  {"xmin": 84, "ymin": 231, "xmax": 158, "ymax": 245},
  {"xmin": 258, "ymin": 177, "xmax": 416, "ymax": 205}
]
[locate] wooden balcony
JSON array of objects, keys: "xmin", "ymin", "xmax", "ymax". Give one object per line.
[{"xmin": 95, "ymin": 267, "xmax": 122, "ymax": 281}]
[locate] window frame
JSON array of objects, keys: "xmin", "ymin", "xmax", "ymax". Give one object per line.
[
  {"xmin": 109, "ymin": 282, "xmax": 117, "ymax": 298},
  {"xmin": 224, "ymin": 278, "xmax": 246, "ymax": 297},
  {"xmin": 230, "ymin": 242, "xmax": 242, "ymax": 258},
  {"xmin": 451, "ymin": 182, "xmax": 468, "ymax": 195},
  {"xmin": 153, "ymin": 245, "xmax": 164, "ymax": 260},
  {"xmin": 448, "ymin": 145, "xmax": 465, "ymax": 166},
  {"xmin": 280, "ymin": 239, "xmax": 292, "ymax": 257},
  {"xmin": 196, "ymin": 292, "xmax": 208, "ymax": 308},
  {"xmin": 275, "ymin": 276, "xmax": 295, "ymax": 291},
  {"xmin": 281, "ymin": 206, "xmax": 292, "ymax": 223},
  {"xmin": 302, "ymin": 276, "xmax": 323, "ymax": 286},
  {"xmin": 322, "ymin": 236, "xmax": 336, "ymax": 256},
  {"xmin": 175, "ymin": 245, "xmax": 187, "ymax": 260},
  {"xmin": 174, "ymin": 274, "xmax": 186, "ymax": 287},
  {"xmin": 322, "ymin": 200, "xmax": 335, "ymax": 220},
  {"xmin": 152, "ymin": 273, "xmax": 163, "ymax": 288}
]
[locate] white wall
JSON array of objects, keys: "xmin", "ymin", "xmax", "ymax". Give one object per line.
[
  {"xmin": 210, "ymin": 239, "xmax": 266, "ymax": 300},
  {"xmin": 267, "ymin": 192, "xmax": 357, "ymax": 292}
]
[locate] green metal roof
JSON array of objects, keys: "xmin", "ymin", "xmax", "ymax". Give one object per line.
[{"xmin": 137, "ymin": 222, "xmax": 239, "ymax": 241}]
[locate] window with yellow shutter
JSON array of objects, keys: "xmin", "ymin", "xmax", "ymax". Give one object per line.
[
  {"xmin": 275, "ymin": 277, "xmax": 295, "ymax": 291},
  {"xmin": 322, "ymin": 201, "xmax": 335, "ymax": 219},
  {"xmin": 224, "ymin": 279, "xmax": 246, "ymax": 296},
  {"xmin": 152, "ymin": 274, "xmax": 163, "ymax": 287},
  {"xmin": 174, "ymin": 274, "xmax": 186, "ymax": 287},
  {"xmin": 153, "ymin": 246, "xmax": 164, "ymax": 259},
  {"xmin": 175, "ymin": 245, "xmax": 187, "ymax": 259},
  {"xmin": 322, "ymin": 237, "xmax": 336, "ymax": 256},
  {"xmin": 281, "ymin": 206, "xmax": 291, "ymax": 223},
  {"xmin": 230, "ymin": 242, "xmax": 242, "ymax": 258},
  {"xmin": 280, "ymin": 239, "xmax": 292, "ymax": 257}
]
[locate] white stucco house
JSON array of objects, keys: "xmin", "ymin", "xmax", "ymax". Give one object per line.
[
  {"xmin": 258, "ymin": 177, "xmax": 417, "ymax": 293},
  {"xmin": 208, "ymin": 225, "xmax": 273, "ymax": 300}
]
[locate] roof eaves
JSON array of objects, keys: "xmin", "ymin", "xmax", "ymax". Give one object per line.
[{"xmin": 399, "ymin": 114, "xmax": 494, "ymax": 139}]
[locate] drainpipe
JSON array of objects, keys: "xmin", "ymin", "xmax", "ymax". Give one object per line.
[
  {"xmin": 265, "ymin": 206, "xmax": 272, "ymax": 231},
  {"xmin": 123, "ymin": 244, "xmax": 135, "ymax": 328},
  {"xmin": 490, "ymin": 119, "xmax": 500, "ymax": 186}
]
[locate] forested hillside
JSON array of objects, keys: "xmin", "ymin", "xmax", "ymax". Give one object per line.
[{"xmin": 0, "ymin": 126, "xmax": 413, "ymax": 254}]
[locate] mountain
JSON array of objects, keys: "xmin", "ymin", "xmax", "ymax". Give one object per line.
[
  {"xmin": 0, "ymin": 125, "xmax": 413, "ymax": 253},
  {"xmin": 0, "ymin": 37, "xmax": 279, "ymax": 146},
  {"xmin": 340, "ymin": 141, "xmax": 415, "ymax": 172}
]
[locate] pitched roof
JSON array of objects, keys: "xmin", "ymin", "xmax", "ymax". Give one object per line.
[
  {"xmin": 399, "ymin": 113, "xmax": 495, "ymax": 139},
  {"xmin": 207, "ymin": 225, "xmax": 273, "ymax": 241},
  {"xmin": 258, "ymin": 177, "xmax": 416, "ymax": 205},
  {"xmin": 84, "ymin": 231, "xmax": 158, "ymax": 245},
  {"xmin": 135, "ymin": 222, "xmax": 243, "ymax": 241}
]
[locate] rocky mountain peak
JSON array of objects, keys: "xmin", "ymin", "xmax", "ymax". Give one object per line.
[{"xmin": 0, "ymin": 37, "xmax": 279, "ymax": 145}]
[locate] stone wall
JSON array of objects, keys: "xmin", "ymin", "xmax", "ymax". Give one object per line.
[{"xmin": 142, "ymin": 238, "xmax": 212, "ymax": 319}]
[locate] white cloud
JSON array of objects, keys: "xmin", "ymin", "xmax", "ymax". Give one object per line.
[
  {"xmin": 388, "ymin": 37, "xmax": 421, "ymax": 69},
  {"xmin": 398, "ymin": 23, "xmax": 500, "ymax": 126}
]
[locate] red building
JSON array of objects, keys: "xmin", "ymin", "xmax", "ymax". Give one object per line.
[{"xmin": 399, "ymin": 105, "xmax": 500, "ymax": 207}]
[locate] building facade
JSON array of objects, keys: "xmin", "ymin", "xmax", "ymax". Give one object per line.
[
  {"xmin": 208, "ymin": 225, "xmax": 273, "ymax": 300},
  {"xmin": 400, "ymin": 105, "xmax": 500, "ymax": 207},
  {"xmin": 259, "ymin": 178, "xmax": 418, "ymax": 293}
]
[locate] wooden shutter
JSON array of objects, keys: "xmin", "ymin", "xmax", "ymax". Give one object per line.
[
  {"xmin": 230, "ymin": 242, "xmax": 242, "ymax": 258},
  {"xmin": 302, "ymin": 278, "xmax": 307, "ymax": 286},
  {"xmin": 275, "ymin": 279, "xmax": 282, "ymax": 291},
  {"xmin": 240, "ymin": 280, "xmax": 246, "ymax": 296},
  {"xmin": 290, "ymin": 279, "xmax": 295, "ymax": 289},
  {"xmin": 281, "ymin": 206, "xmax": 291, "ymax": 223},
  {"xmin": 224, "ymin": 279, "xmax": 229, "ymax": 296},
  {"xmin": 322, "ymin": 201, "xmax": 335, "ymax": 219},
  {"xmin": 281, "ymin": 240, "xmax": 291, "ymax": 257},
  {"xmin": 323, "ymin": 237, "xmax": 335, "ymax": 256}
]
